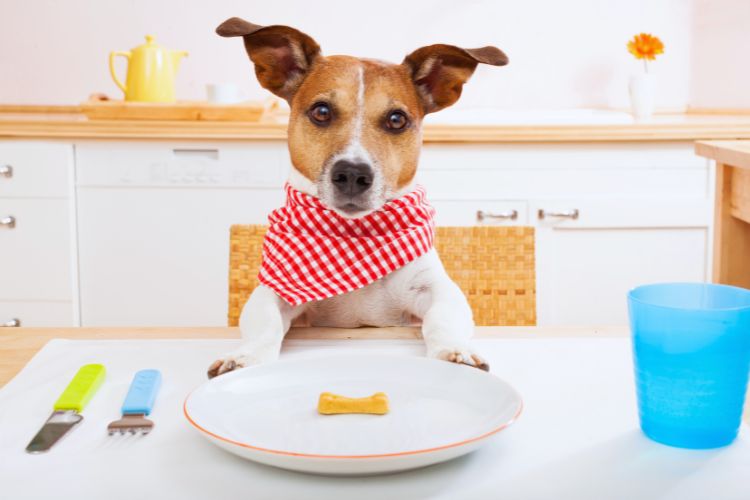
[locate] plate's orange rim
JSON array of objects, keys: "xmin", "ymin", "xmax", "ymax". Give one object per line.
[{"xmin": 183, "ymin": 389, "xmax": 523, "ymax": 460}]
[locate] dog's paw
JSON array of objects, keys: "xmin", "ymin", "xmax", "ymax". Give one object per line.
[
  {"xmin": 428, "ymin": 347, "xmax": 490, "ymax": 372},
  {"xmin": 207, "ymin": 353, "xmax": 249, "ymax": 379},
  {"xmin": 206, "ymin": 345, "xmax": 280, "ymax": 379}
]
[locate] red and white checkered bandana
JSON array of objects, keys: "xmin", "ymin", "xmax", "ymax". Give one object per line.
[{"xmin": 259, "ymin": 184, "xmax": 436, "ymax": 306}]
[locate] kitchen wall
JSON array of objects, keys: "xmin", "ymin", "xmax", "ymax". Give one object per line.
[
  {"xmin": 688, "ymin": 0, "xmax": 750, "ymax": 109},
  {"xmin": 0, "ymin": 0, "xmax": 745, "ymax": 110}
]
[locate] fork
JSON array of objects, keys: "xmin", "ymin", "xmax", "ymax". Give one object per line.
[{"xmin": 107, "ymin": 369, "xmax": 162, "ymax": 436}]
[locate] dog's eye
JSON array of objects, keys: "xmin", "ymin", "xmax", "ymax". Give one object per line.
[
  {"xmin": 309, "ymin": 103, "xmax": 332, "ymax": 125},
  {"xmin": 385, "ymin": 110, "xmax": 408, "ymax": 131}
]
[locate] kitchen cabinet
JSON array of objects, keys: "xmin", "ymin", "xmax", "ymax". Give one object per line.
[
  {"xmin": 0, "ymin": 142, "xmax": 76, "ymax": 327},
  {"xmin": 419, "ymin": 142, "xmax": 711, "ymax": 325},
  {"xmin": 0, "ymin": 301, "xmax": 76, "ymax": 327},
  {"xmin": 75, "ymin": 142, "xmax": 286, "ymax": 326},
  {"xmin": 76, "ymin": 187, "xmax": 283, "ymax": 326},
  {"xmin": 533, "ymin": 199, "xmax": 709, "ymax": 325},
  {"xmin": 0, "ymin": 198, "xmax": 74, "ymax": 300},
  {"xmin": 0, "ymin": 138, "xmax": 713, "ymax": 327}
]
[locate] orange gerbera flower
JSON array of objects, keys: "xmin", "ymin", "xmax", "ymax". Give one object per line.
[{"xmin": 627, "ymin": 33, "xmax": 664, "ymax": 61}]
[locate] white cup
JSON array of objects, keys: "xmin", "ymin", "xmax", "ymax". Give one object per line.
[{"xmin": 206, "ymin": 83, "xmax": 241, "ymax": 104}]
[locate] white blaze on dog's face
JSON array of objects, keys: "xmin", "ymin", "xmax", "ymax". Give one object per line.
[
  {"xmin": 217, "ymin": 18, "xmax": 508, "ymax": 217},
  {"xmin": 288, "ymin": 58, "xmax": 425, "ymax": 216}
]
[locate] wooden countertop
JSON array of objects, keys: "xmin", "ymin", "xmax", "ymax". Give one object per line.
[
  {"xmin": 3, "ymin": 106, "xmax": 750, "ymax": 142},
  {"xmin": 0, "ymin": 325, "xmax": 626, "ymax": 387},
  {"xmin": 696, "ymin": 140, "xmax": 750, "ymax": 169}
]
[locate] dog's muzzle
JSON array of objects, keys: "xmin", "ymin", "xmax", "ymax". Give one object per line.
[{"xmin": 329, "ymin": 160, "xmax": 374, "ymax": 214}]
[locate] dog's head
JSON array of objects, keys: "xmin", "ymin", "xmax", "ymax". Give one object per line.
[{"xmin": 217, "ymin": 17, "xmax": 508, "ymax": 217}]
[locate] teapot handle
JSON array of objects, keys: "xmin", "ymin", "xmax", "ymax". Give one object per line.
[{"xmin": 109, "ymin": 51, "xmax": 131, "ymax": 95}]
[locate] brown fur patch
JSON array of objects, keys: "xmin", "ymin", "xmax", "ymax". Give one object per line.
[
  {"xmin": 216, "ymin": 19, "xmax": 321, "ymax": 101},
  {"xmin": 403, "ymin": 44, "xmax": 508, "ymax": 113},
  {"xmin": 218, "ymin": 18, "xmax": 508, "ymax": 199},
  {"xmin": 288, "ymin": 56, "xmax": 424, "ymax": 191}
]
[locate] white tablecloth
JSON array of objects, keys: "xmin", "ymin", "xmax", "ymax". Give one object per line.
[{"xmin": 0, "ymin": 337, "xmax": 747, "ymax": 500}]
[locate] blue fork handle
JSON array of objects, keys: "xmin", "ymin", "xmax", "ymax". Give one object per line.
[{"xmin": 121, "ymin": 369, "xmax": 162, "ymax": 415}]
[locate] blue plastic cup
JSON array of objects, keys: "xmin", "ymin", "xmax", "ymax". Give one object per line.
[{"xmin": 628, "ymin": 283, "xmax": 750, "ymax": 449}]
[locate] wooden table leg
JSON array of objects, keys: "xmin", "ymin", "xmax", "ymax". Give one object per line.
[{"xmin": 713, "ymin": 162, "xmax": 750, "ymax": 288}]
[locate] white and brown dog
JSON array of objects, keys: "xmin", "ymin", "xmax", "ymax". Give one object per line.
[{"xmin": 207, "ymin": 17, "xmax": 508, "ymax": 378}]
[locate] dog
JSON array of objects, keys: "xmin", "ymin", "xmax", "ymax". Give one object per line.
[{"xmin": 207, "ymin": 17, "xmax": 508, "ymax": 378}]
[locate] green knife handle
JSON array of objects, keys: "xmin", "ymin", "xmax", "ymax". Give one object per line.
[{"xmin": 53, "ymin": 364, "xmax": 106, "ymax": 412}]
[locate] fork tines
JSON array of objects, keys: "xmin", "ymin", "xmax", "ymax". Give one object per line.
[{"xmin": 106, "ymin": 413, "xmax": 154, "ymax": 436}]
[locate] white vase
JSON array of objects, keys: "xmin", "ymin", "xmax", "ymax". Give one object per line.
[{"xmin": 629, "ymin": 74, "xmax": 656, "ymax": 120}]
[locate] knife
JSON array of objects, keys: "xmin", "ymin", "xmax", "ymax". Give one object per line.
[{"xmin": 26, "ymin": 364, "xmax": 106, "ymax": 453}]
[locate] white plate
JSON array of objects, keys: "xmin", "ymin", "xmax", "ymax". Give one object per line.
[{"xmin": 184, "ymin": 354, "xmax": 522, "ymax": 475}]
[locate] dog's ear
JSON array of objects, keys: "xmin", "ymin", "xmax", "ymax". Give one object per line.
[
  {"xmin": 216, "ymin": 17, "xmax": 321, "ymax": 101},
  {"xmin": 402, "ymin": 44, "xmax": 508, "ymax": 114}
]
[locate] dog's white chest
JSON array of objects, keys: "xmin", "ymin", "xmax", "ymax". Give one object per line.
[
  {"xmin": 296, "ymin": 252, "xmax": 441, "ymax": 328},
  {"xmin": 303, "ymin": 278, "xmax": 415, "ymax": 328}
]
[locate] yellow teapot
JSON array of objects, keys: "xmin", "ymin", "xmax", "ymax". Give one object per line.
[{"xmin": 109, "ymin": 35, "xmax": 188, "ymax": 102}]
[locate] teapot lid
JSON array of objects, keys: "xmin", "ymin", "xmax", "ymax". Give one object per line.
[
  {"xmin": 131, "ymin": 34, "xmax": 187, "ymax": 59},
  {"xmin": 133, "ymin": 35, "xmax": 161, "ymax": 51}
]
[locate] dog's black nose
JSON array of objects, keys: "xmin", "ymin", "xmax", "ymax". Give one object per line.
[{"xmin": 330, "ymin": 160, "xmax": 373, "ymax": 196}]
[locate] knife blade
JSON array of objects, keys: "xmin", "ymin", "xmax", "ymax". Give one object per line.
[{"xmin": 26, "ymin": 364, "xmax": 106, "ymax": 453}]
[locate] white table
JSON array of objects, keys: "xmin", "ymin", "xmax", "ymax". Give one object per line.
[{"xmin": 0, "ymin": 333, "xmax": 747, "ymax": 500}]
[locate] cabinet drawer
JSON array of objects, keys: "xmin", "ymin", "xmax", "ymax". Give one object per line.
[
  {"xmin": 418, "ymin": 167, "xmax": 708, "ymax": 200},
  {"xmin": 76, "ymin": 142, "xmax": 290, "ymax": 188},
  {"xmin": 0, "ymin": 199, "xmax": 72, "ymax": 300},
  {"xmin": 432, "ymin": 200, "xmax": 528, "ymax": 226},
  {"xmin": 531, "ymin": 198, "xmax": 711, "ymax": 229},
  {"xmin": 535, "ymin": 227, "xmax": 708, "ymax": 325},
  {"xmin": 417, "ymin": 143, "xmax": 709, "ymax": 200},
  {"xmin": 420, "ymin": 143, "xmax": 707, "ymax": 170},
  {"xmin": 0, "ymin": 142, "xmax": 72, "ymax": 198},
  {"xmin": 0, "ymin": 301, "xmax": 75, "ymax": 327}
]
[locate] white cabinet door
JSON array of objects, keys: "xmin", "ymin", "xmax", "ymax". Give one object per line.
[
  {"xmin": 534, "ymin": 198, "xmax": 711, "ymax": 325},
  {"xmin": 75, "ymin": 141, "xmax": 290, "ymax": 326},
  {"xmin": 0, "ymin": 301, "xmax": 75, "ymax": 327},
  {"xmin": 0, "ymin": 142, "xmax": 72, "ymax": 198},
  {"xmin": 0, "ymin": 199, "xmax": 73, "ymax": 301},
  {"xmin": 76, "ymin": 187, "xmax": 284, "ymax": 326},
  {"xmin": 0, "ymin": 141, "xmax": 75, "ymax": 326}
]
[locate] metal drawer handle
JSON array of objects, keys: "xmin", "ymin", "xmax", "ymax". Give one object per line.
[
  {"xmin": 173, "ymin": 149, "xmax": 219, "ymax": 159},
  {"xmin": 0, "ymin": 215, "xmax": 16, "ymax": 228},
  {"xmin": 0, "ymin": 165, "xmax": 12, "ymax": 178},
  {"xmin": 477, "ymin": 209, "xmax": 518, "ymax": 222},
  {"xmin": 2, "ymin": 318, "xmax": 21, "ymax": 327},
  {"xmin": 538, "ymin": 208, "xmax": 579, "ymax": 220}
]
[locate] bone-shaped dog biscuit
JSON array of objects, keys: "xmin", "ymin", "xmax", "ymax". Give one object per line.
[{"xmin": 317, "ymin": 392, "xmax": 389, "ymax": 415}]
